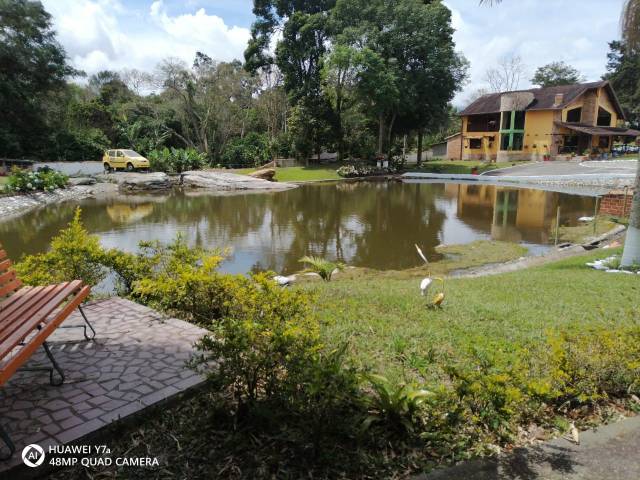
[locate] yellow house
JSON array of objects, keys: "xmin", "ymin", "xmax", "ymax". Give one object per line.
[{"xmin": 457, "ymin": 81, "xmax": 640, "ymax": 162}]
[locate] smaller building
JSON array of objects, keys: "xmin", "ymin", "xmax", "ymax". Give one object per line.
[
  {"xmin": 445, "ymin": 133, "xmax": 463, "ymax": 160},
  {"xmin": 458, "ymin": 81, "xmax": 640, "ymax": 162}
]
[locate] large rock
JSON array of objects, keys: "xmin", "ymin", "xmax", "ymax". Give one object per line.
[
  {"xmin": 180, "ymin": 171, "xmax": 296, "ymax": 191},
  {"xmin": 116, "ymin": 172, "xmax": 172, "ymax": 192},
  {"xmin": 68, "ymin": 177, "xmax": 97, "ymax": 186},
  {"xmin": 248, "ymin": 168, "xmax": 276, "ymax": 181}
]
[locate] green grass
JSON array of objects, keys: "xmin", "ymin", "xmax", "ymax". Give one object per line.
[
  {"xmin": 557, "ymin": 219, "xmax": 618, "ymax": 244},
  {"xmin": 409, "ymin": 159, "xmax": 531, "ymax": 175},
  {"xmin": 310, "ymin": 248, "xmax": 639, "ymax": 382},
  {"xmin": 233, "ymin": 165, "xmax": 342, "ymax": 182}
]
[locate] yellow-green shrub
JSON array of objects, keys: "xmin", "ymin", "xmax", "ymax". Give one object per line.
[{"xmin": 15, "ymin": 208, "xmax": 107, "ymax": 287}]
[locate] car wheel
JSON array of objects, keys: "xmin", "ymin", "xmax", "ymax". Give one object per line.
[
  {"xmin": 104, "ymin": 163, "xmax": 112, "ymax": 173},
  {"xmin": 126, "ymin": 163, "xmax": 135, "ymax": 172}
]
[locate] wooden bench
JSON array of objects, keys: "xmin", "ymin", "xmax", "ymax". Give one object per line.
[{"xmin": 0, "ymin": 244, "xmax": 93, "ymax": 460}]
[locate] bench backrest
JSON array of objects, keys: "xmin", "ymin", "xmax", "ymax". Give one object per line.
[{"xmin": 0, "ymin": 245, "xmax": 21, "ymax": 298}]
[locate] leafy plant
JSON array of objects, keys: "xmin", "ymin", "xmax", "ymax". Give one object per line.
[
  {"xmin": 362, "ymin": 374, "xmax": 431, "ymax": 434},
  {"xmin": 5, "ymin": 167, "xmax": 67, "ymax": 193},
  {"xmin": 147, "ymin": 147, "xmax": 207, "ymax": 173},
  {"xmin": 299, "ymin": 255, "xmax": 345, "ymax": 281},
  {"xmin": 220, "ymin": 132, "xmax": 272, "ymax": 168},
  {"xmin": 15, "ymin": 208, "xmax": 106, "ymax": 286}
]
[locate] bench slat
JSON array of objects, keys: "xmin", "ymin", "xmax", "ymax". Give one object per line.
[
  {"xmin": 0, "ymin": 259, "xmax": 11, "ymax": 274},
  {"xmin": 0, "ymin": 278, "xmax": 22, "ymax": 298},
  {"xmin": 0, "ymin": 281, "xmax": 83, "ymax": 362},
  {"xmin": 0, "ymin": 284, "xmax": 90, "ymax": 386},
  {"xmin": 0, "ymin": 284, "xmax": 68, "ymax": 342},
  {"xmin": 0, "ymin": 285, "xmax": 53, "ymax": 325}
]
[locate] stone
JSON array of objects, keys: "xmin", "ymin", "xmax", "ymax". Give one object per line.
[
  {"xmin": 180, "ymin": 170, "xmax": 296, "ymax": 191},
  {"xmin": 248, "ymin": 168, "xmax": 276, "ymax": 181},
  {"xmin": 68, "ymin": 177, "xmax": 97, "ymax": 186},
  {"xmin": 116, "ymin": 172, "xmax": 172, "ymax": 192}
]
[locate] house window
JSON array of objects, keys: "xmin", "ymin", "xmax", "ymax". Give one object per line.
[
  {"xmin": 469, "ymin": 138, "xmax": 482, "ymax": 149},
  {"xmin": 566, "ymin": 107, "xmax": 582, "ymax": 123},
  {"xmin": 598, "ymin": 136, "xmax": 610, "ymax": 149},
  {"xmin": 597, "ymin": 107, "xmax": 612, "ymax": 127},
  {"xmin": 499, "ymin": 110, "xmax": 526, "ymax": 151},
  {"xmin": 467, "ymin": 113, "xmax": 501, "ymax": 132}
]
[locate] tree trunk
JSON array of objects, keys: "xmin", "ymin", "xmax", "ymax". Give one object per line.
[
  {"xmin": 386, "ymin": 113, "xmax": 397, "ymax": 160},
  {"xmin": 417, "ymin": 128, "xmax": 423, "ymax": 167},
  {"xmin": 621, "ymin": 163, "xmax": 640, "ymax": 266},
  {"xmin": 378, "ymin": 114, "xmax": 385, "ymax": 157}
]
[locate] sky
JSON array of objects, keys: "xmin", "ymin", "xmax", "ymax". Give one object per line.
[{"xmin": 42, "ymin": 0, "xmax": 627, "ymax": 106}]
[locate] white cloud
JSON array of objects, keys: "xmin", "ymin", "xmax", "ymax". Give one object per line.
[{"xmin": 42, "ymin": 0, "xmax": 250, "ymax": 78}]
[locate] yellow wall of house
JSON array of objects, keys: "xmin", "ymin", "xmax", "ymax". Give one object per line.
[
  {"xmin": 523, "ymin": 110, "xmax": 554, "ymax": 156},
  {"xmin": 461, "ymin": 116, "xmax": 499, "ymax": 159},
  {"xmin": 597, "ymin": 89, "xmax": 619, "ymax": 126}
]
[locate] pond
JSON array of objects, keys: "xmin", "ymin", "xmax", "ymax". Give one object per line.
[{"xmin": 1, "ymin": 181, "xmax": 597, "ymax": 275}]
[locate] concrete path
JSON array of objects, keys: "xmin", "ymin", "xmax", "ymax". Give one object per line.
[
  {"xmin": 483, "ymin": 160, "xmax": 638, "ymax": 177},
  {"xmin": 418, "ymin": 415, "xmax": 640, "ymax": 480}
]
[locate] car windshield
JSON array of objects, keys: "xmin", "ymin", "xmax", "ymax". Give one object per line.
[{"xmin": 121, "ymin": 150, "xmax": 142, "ymax": 157}]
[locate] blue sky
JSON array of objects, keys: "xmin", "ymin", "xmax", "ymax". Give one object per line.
[{"xmin": 42, "ymin": 0, "xmax": 627, "ymax": 105}]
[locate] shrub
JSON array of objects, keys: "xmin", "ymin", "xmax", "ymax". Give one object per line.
[
  {"xmin": 148, "ymin": 147, "xmax": 207, "ymax": 173},
  {"xmin": 220, "ymin": 132, "xmax": 271, "ymax": 168},
  {"xmin": 299, "ymin": 256, "xmax": 345, "ymax": 281},
  {"xmin": 15, "ymin": 208, "xmax": 107, "ymax": 286},
  {"xmin": 191, "ymin": 272, "xmax": 322, "ymax": 404},
  {"xmin": 5, "ymin": 167, "xmax": 68, "ymax": 193},
  {"xmin": 131, "ymin": 239, "xmax": 241, "ymax": 326},
  {"xmin": 336, "ymin": 161, "xmax": 394, "ymax": 178}
]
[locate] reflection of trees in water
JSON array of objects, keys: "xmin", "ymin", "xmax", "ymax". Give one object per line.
[{"xmin": 2, "ymin": 183, "xmax": 596, "ymax": 274}]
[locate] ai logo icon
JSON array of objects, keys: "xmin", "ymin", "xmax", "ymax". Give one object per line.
[{"xmin": 22, "ymin": 444, "xmax": 45, "ymax": 468}]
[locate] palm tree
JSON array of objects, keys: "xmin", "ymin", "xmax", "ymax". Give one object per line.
[{"xmin": 480, "ymin": 0, "xmax": 640, "ymax": 266}]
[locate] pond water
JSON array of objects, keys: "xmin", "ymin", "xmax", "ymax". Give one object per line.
[{"xmin": 1, "ymin": 181, "xmax": 597, "ymax": 275}]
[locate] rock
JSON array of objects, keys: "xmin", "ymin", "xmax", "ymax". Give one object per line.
[
  {"xmin": 248, "ymin": 168, "xmax": 276, "ymax": 181},
  {"xmin": 116, "ymin": 172, "xmax": 172, "ymax": 192},
  {"xmin": 68, "ymin": 177, "xmax": 97, "ymax": 186},
  {"xmin": 180, "ymin": 171, "xmax": 296, "ymax": 191}
]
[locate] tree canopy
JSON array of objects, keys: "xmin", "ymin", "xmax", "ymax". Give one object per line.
[{"xmin": 531, "ymin": 61, "xmax": 584, "ymax": 88}]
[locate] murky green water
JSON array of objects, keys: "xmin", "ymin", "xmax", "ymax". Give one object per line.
[{"xmin": 1, "ymin": 181, "xmax": 596, "ymax": 274}]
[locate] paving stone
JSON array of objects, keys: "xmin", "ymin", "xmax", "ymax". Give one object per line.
[{"xmin": 0, "ymin": 298, "xmax": 207, "ymax": 477}]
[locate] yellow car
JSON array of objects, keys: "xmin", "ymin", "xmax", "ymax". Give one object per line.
[{"xmin": 103, "ymin": 149, "xmax": 150, "ymax": 172}]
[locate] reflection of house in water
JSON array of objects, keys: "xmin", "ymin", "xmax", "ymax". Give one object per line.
[{"xmin": 456, "ymin": 185, "xmax": 592, "ymax": 244}]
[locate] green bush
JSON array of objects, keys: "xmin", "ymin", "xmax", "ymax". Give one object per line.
[
  {"xmin": 5, "ymin": 167, "xmax": 68, "ymax": 193},
  {"xmin": 148, "ymin": 147, "xmax": 207, "ymax": 173},
  {"xmin": 15, "ymin": 208, "xmax": 107, "ymax": 286},
  {"xmin": 220, "ymin": 132, "xmax": 271, "ymax": 168}
]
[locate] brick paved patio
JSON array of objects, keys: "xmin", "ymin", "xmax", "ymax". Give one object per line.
[{"xmin": 0, "ymin": 297, "xmax": 207, "ymax": 474}]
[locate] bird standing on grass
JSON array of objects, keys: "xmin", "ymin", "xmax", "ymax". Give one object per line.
[{"xmin": 415, "ymin": 244, "xmax": 446, "ymax": 307}]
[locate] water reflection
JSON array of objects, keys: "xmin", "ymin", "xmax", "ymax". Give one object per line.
[{"xmin": 0, "ymin": 182, "xmax": 596, "ymax": 274}]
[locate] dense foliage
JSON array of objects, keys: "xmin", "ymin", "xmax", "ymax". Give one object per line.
[
  {"xmin": 4, "ymin": 167, "xmax": 68, "ymax": 193},
  {"xmin": 531, "ymin": 61, "xmax": 584, "ymax": 87},
  {"xmin": 605, "ymin": 40, "xmax": 640, "ymax": 127},
  {"xmin": 147, "ymin": 147, "xmax": 207, "ymax": 173}
]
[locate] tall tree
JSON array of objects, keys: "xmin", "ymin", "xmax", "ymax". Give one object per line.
[
  {"xmin": 531, "ymin": 61, "xmax": 584, "ymax": 87},
  {"xmin": 604, "ymin": 41, "xmax": 640, "ymax": 127},
  {"xmin": 620, "ymin": 0, "xmax": 640, "ymax": 266},
  {"xmin": 484, "ymin": 54, "xmax": 526, "ymax": 92},
  {"xmin": 0, "ymin": 0, "xmax": 78, "ymax": 158}
]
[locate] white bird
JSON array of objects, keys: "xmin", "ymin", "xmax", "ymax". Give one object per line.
[
  {"xmin": 415, "ymin": 244, "xmax": 429, "ymax": 265},
  {"xmin": 273, "ymin": 275, "xmax": 294, "ymax": 287},
  {"xmin": 420, "ymin": 277, "xmax": 433, "ymax": 296}
]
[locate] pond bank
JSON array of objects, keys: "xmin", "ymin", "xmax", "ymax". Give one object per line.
[{"xmin": 0, "ymin": 183, "xmax": 117, "ymax": 221}]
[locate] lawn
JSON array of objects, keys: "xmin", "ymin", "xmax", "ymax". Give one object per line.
[
  {"xmin": 409, "ymin": 159, "xmax": 532, "ymax": 174},
  {"xmin": 233, "ymin": 165, "xmax": 342, "ymax": 182},
  {"xmin": 310, "ymin": 248, "xmax": 639, "ymax": 382}
]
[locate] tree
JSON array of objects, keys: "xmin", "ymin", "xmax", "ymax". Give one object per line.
[
  {"xmin": 484, "ymin": 54, "xmax": 526, "ymax": 92},
  {"xmin": 620, "ymin": 0, "xmax": 640, "ymax": 267},
  {"xmin": 604, "ymin": 41, "xmax": 640, "ymax": 127},
  {"xmin": 0, "ymin": 0, "xmax": 79, "ymax": 158},
  {"xmin": 531, "ymin": 61, "xmax": 584, "ymax": 87}
]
